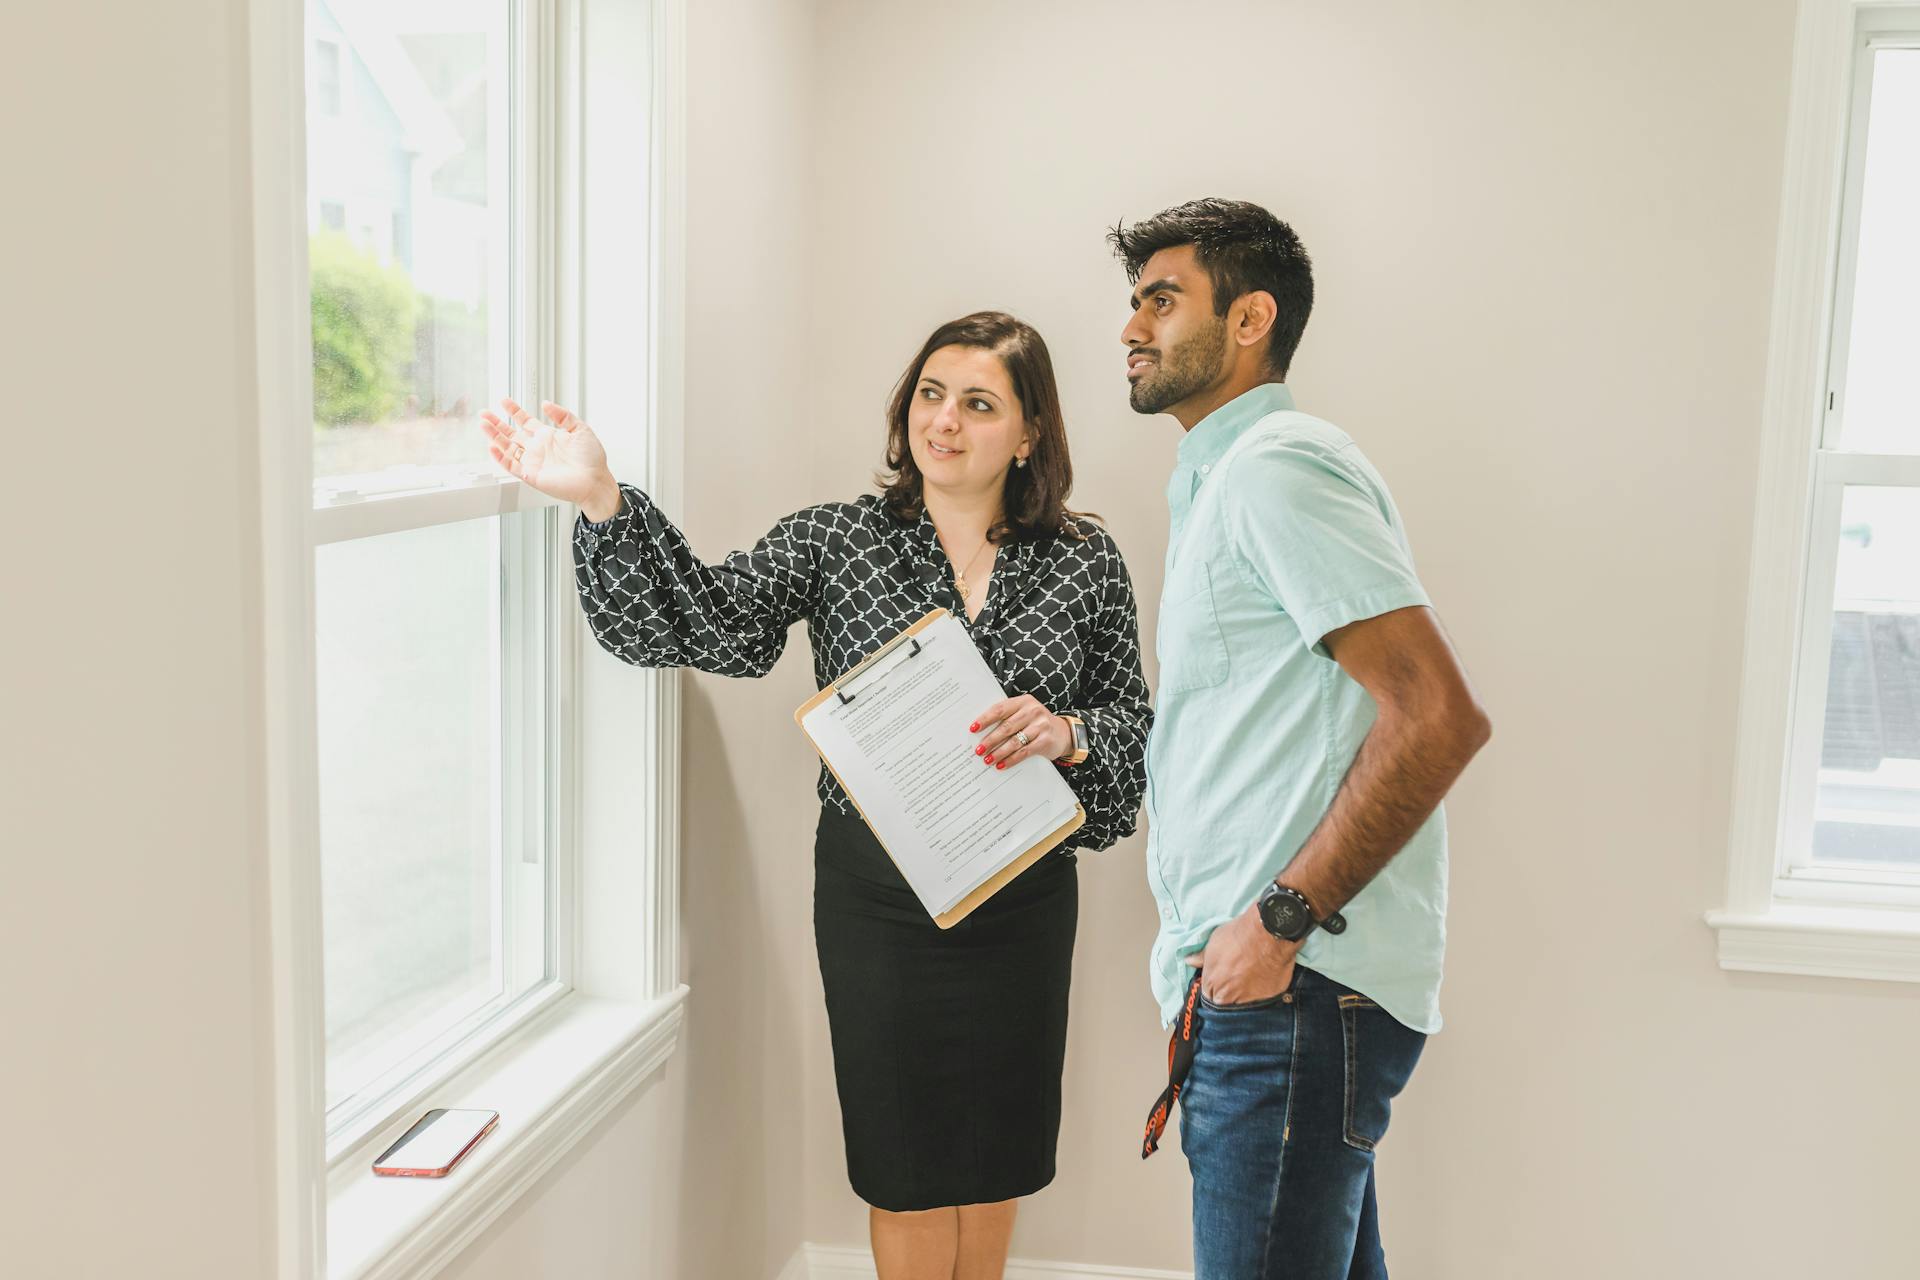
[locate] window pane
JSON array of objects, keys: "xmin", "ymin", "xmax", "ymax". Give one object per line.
[
  {"xmin": 317, "ymin": 519, "xmax": 504, "ymax": 1110},
  {"xmin": 313, "ymin": 40, "xmax": 342, "ymax": 116},
  {"xmin": 1814, "ymin": 487, "xmax": 1920, "ymax": 866},
  {"xmin": 1837, "ymin": 48, "xmax": 1920, "ymax": 455},
  {"xmin": 306, "ymin": 0, "xmax": 510, "ymax": 485}
]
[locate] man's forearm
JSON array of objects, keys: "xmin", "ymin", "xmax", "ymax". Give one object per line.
[{"xmin": 1275, "ymin": 706, "xmax": 1487, "ymax": 917}]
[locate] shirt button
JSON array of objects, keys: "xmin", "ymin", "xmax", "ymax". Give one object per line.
[
  {"xmin": 1160, "ymin": 906, "xmax": 1173, "ymax": 920},
  {"xmin": 1200, "ymin": 464, "xmax": 1211, "ymax": 475},
  {"xmin": 582, "ymin": 532, "xmax": 599, "ymax": 553}
]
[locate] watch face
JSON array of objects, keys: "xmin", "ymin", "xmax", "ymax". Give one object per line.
[
  {"xmin": 1262, "ymin": 890, "xmax": 1307, "ymax": 939},
  {"xmin": 1071, "ymin": 720, "xmax": 1089, "ymax": 752}
]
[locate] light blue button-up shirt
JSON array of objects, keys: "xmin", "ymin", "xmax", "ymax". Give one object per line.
[{"xmin": 1146, "ymin": 383, "xmax": 1446, "ymax": 1034}]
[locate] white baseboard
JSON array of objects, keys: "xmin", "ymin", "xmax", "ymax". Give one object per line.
[{"xmin": 783, "ymin": 1243, "xmax": 1192, "ymax": 1280}]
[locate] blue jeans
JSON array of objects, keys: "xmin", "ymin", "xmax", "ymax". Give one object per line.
[{"xmin": 1180, "ymin": 965, "xmax": 1426, "ymax": 1280}]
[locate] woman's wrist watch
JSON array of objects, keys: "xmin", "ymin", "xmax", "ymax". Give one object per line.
[{"xmin": 1055, "ymin": 715, "xmax": 1090, "ymax": 766}]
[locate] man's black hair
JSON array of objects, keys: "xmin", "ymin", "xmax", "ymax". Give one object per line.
[{"xmin": 1108, "ymin": 198, "xmax": 1313, "ymax": 379}]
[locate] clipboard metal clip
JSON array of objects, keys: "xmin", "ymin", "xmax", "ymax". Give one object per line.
[{"xmin": 834, "ymin": 635, "xmax": 923, "ymax": 705}]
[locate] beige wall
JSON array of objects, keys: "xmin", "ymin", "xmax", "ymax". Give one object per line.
[
  {"xmin": 800, "ymin": 1, "xmax": 1920, "ymax": 1277},
  {"xmin": 0, "ymin": 1, "xmax": 278, "ymax": 1276}
]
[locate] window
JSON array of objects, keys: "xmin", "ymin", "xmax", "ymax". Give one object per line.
[
  {"xmin": 304, "ymin": 0, "xmax": 563, "ymax": 1153},
  {"xmin": 1787, "ymin": 36, "xmax": 1920, "ymax": 884},
  {"xmin": 1714, "ymin": 2, "xmax": 1920, "ymax": 980},
  {"xmin": 254, "ymin": 0, "xmax": 686, "ymax": 1270}
]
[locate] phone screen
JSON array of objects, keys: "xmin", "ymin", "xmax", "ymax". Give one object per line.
[{"xmin": 373, "ymin": 1108, "xmax": 497, "ymax": 1174}]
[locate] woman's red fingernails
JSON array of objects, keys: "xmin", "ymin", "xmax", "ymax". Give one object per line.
[
  {"xmin": 996, "ymin": 762, "xmax": 1006, "ymax": 770},
  {"xmin": 984, "ymin": 755, "xmax": 995, "ymax": 765},
  {"xmin": 969, "ymin": 722, "xmax": 979, "ymax": 732}
]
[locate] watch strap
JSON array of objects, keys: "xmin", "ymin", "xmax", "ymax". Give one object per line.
[{"xmin": 1056, "ymin": 714, "xmax": 1090, "ymax": 766}]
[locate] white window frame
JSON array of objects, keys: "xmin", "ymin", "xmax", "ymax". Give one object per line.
[
  {"xmin": 250, "ymin": 0, "xmax": 688, "ymax": 1275},
  {"xmin": 1710, "ymin": 0, "xmax": 1920, "ymax": 982}
]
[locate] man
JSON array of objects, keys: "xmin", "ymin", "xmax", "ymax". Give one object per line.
[{"xmin": 1113, "ymin": 198, "xmax": 1490, "ymax": 1279}]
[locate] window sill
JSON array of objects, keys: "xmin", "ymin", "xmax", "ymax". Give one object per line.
[
  {"xmin": 325, "ymin": 985, "xmax": 688, "ymax": 1280},
  {"xmin": 1705, "ymin": 904, "xmax": 1920, "ymax": 982}
]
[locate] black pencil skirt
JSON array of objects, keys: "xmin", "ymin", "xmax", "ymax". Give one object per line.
[{"xmin": 812, "ymin": 805, "xmax": 1079, "ymax": 1212}]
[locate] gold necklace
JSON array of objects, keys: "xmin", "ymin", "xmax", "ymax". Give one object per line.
[{"xmin": 950, "ymin": 535, "xmax": 994, "ymax": 601}]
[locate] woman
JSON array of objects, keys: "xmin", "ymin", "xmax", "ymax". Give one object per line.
[{"xmin": 482, "ymin": 311, "xmax": 1150, "ymax": 1280}]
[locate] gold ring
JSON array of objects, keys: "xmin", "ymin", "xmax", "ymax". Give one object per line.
[{"xmin": 1015, "ymin": 731, "xmax": 1030, "ymax": 747}]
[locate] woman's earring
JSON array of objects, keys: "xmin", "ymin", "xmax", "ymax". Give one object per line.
[{"xmin": 1015, "ymin": 457, "xmax": 1028, "ymax": 469}]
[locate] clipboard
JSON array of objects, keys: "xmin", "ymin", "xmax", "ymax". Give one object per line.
[{"xmin": 795, "ymin": 608, "xmax": 1086, "ymax": 928}]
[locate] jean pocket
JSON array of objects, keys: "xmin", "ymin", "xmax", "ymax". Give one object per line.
[
  {"xmin": 1198, "ymin": 962, "xmax": 1303, "ymax": 1013},
  {"xmin": 1199, "ymin": 989, "xmax": 1292, "ymax": 1013},
  {"xmin": 1157, "ymin": 561, "xmax": 1229, "ymax": 693},
  {"xmin": 1339, "ymin": 993, "xmax": 1423, "ymax": 1152}
]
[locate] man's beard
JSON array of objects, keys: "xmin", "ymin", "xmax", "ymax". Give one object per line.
[{"xmin": 1129, "ymin": 313, "xmax": 1228, "ymax": 415}]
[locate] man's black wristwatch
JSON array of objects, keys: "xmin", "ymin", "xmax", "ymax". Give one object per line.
[{"xmin": 1256, "ymin": 882, "xmax": 1347, "ymax": 942}]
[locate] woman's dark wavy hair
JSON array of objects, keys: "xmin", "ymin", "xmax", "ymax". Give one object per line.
[{"xmin": 879, "ymin": 310, "xmax": 1092, "ymax": 544}]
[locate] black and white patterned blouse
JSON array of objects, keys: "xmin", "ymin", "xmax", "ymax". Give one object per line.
[{"xmin": 574, "ymin": 485, "xmax": 1152, "ymax": 853}]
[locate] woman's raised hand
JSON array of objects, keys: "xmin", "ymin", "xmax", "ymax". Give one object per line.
[{"xmin": 481, "ymin": 398, "xmax": 623, "ymax": 520}]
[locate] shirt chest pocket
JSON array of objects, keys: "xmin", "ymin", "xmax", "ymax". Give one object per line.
[{"xmin": 1156, "ymin": 560, "xmax": 1230, "ymax": 693}]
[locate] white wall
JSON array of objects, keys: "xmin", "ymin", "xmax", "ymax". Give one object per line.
[
  {"xmin": 798, "ymin": 1, "xmax": 1920, "ymax": 1277},
  {"xmin": 0, "ymin": 2, "xmax": 278, "ymax": 1276}
]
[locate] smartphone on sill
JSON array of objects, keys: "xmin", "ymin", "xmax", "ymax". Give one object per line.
[{"xmin": 371, "ymin": 1108, "xmax": 499, "ymax": 1178}]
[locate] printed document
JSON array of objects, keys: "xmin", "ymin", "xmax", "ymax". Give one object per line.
[{"xmin": 798, "ymin": 612, "xmax": 1082, "ymax": 917}]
